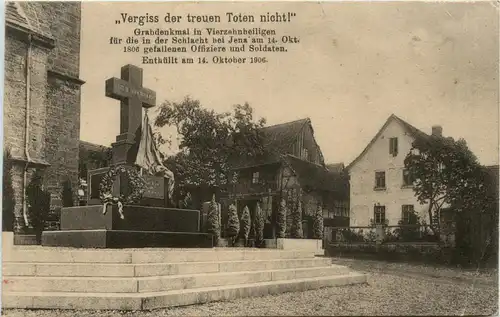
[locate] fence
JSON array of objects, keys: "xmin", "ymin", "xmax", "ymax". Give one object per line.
[{"xmin": 326, "ymin": 225, "xmax": 440, "ymax": 244}]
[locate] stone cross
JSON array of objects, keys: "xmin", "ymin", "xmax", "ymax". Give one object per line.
[{"xmin": 105, "ymin": 64, "xmax": 156, "ymax": 165}]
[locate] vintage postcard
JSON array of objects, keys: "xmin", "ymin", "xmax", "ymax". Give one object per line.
[{"xmin": 2, "ymin": 1, "xmax": 498, "ymax": 315}]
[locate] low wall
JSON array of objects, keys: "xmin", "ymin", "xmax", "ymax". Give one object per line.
[
  {"xmin": 326, "ymin": 242, "xmax": 454, "ymax": 265},
  {"xmin": 277, "ymin": 238, "xmax": 323, "ymax": 254},
  {"xmin": 13, "ymin": 234, "xmax": 38, "ymax": 245}
]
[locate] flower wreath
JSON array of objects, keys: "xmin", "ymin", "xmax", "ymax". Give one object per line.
[{"xmin": 99, "ymin": 165, "xmax": 146, "ymax": 219}]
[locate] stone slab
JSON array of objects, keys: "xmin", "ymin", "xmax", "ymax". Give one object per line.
[
  {"xmin": 2, "ymin": 273, "xmax": 367, "ymax": 310},
  {"xmin": 277, "ymin": 238, "xmax": 324, "ymax": 254},
  {"xmin": 41, "ymin": 230, "xmax": 213, "ymax": 248},
  {"xmin": 59, "ymin": 205, "xmax": 200, "ymax": 232}
]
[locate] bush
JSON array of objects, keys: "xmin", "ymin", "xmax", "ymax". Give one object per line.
[
  {"xmin": 240, "ymin": 205, "xmax": 251, "ymax": 245},
  {"xmin": 277, "ymin": 198, "xmax": 286, "ymax": 238},
  {"xmin": 206, "ymin": 195, "xmax": 220, "ymax": 245},
  {"xmin": 3, "ymin": 149, "xmax": 15, "ymax": 232},
  {"xmin": 226, "ymin": 203, "xmax": 240, "ymax": 246},
  {"xmin": 61, "ymin": 179, "xmax": 74, "ymax": 207},
  {"xmin": 253, "ymin": 202, "xmax": 264, "ymax": 247},
  {"xmin": 290, "ymin": 200, "xmax": 303, "ymax": 238},
  {"xmin": 26, "ymin": 170, "xmax": 51, "ymax": 243},
  {"xmin": 312, "ymin": 204, "xmax": 324, "ymax": 239}
]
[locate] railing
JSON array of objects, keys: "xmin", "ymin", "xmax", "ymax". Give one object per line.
[{"xmin": 325, "ymin": 225, "xmax": 439, "ymax": 244}]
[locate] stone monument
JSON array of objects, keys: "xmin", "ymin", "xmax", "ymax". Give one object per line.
[{"xmin": 42, "ymin": 64, "xmax": 212, "ymax": 248}]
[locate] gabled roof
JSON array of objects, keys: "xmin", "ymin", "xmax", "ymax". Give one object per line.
[
  {"xmin": 232, "ymin": 118, "xmax": 325, "ymax": 169},
  {"xmin": 346, "ymin": 114, "xmax": 429, "ymax": 170},
  {"xmin": 260, "ymin": 118, "xmax": 310, "ymax": 155},
  {"xmin": 326, "ymin": 163, "xmax": 345, "ymax": 173}
]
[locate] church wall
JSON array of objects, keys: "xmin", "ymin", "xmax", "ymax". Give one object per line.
[
  {"xmin": 43, "ymin": 2, "xmax": 82, "ymax": 203},
  {"xmin": 4, "ymin": 33, "xmax": 28, "ymax": 221}
]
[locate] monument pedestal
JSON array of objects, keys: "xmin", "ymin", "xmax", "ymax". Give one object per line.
[{"xmin": 42, "ymin": 205, "xmax": 213, "ymax": 248}]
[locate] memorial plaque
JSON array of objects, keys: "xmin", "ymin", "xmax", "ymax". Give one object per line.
[{"xmin": 142, "ymin": 174, "xmax": 165, "ymax": 200}]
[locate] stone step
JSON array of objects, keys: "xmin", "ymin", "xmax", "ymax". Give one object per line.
[
  {"xmin": 3, "ymin": 258, "xmax": 332, "ymax": 277},
  {"xmin": 2, "ymin": 272, "xmax": 367, "ymax": 310},
  {"xmin": 3, "ymin": 265, "xmax": 350, "ymax": 293},
  {"xmin": 6, "ymin": 248, "xmax": 318, "ymax": 264}
]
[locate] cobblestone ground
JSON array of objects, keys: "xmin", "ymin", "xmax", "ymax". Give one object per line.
[{"xmin": 3, "ymin": 258, "xmax": 498, "ymax": 316}]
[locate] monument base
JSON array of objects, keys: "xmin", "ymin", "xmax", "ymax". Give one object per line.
[
  {"xmin": 41, "ymin": 230, "xmax": 213, "ymax": 248},
  {"xmin": 42, "ymin": 204, "xmax": 211, "ymax": 248}
]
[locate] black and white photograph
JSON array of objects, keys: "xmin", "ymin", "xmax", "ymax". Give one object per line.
[{"xmin": 1, "ymin": 1, "xmax": 499, "ymax": 316}]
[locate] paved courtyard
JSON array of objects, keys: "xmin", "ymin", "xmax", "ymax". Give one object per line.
[{"xmin": 3, "ymin": 258, "xmax": 497, "ymax": 316}]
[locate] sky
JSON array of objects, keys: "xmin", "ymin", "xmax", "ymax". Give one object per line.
[{"xmin": 80, "ymin": 1, "xmax": 499, "ymax": 166}]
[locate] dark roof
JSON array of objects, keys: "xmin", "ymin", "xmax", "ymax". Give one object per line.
[
  {"xmin": 284, "ymin": 155, "xmax": 348, "ymax": 194},
  {"xmin": 326, "ymin": 163, "xmax": 345, "ymax": 173},
  {"xmin": 79, "ymin": 140, "xmax": 110, "ymax": 153},
  {"xmin": 347, "ymin": 114, "xmax": 429, "ymax": 170},
  {"xmin": 233, "ymin": 118, "xmax": 325, "ymax": 169},
  {"xmin": 260, "ymin": 118, "xmax": 310, "ymax": 154}
]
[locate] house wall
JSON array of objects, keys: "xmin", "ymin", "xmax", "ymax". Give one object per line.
[{"xmin": 349, "ymin": 119, "xmax": 429, "ymax": 226}]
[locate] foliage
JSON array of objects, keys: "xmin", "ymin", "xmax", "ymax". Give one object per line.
[
  {"xmin": 26, "ymin": 170, "xmax": 51, "ymax": 243},
  {"xmin": 312, "ymin": 203, "xmax": 324, "ymax": 239},
  {"xmin": 3, "ymin": 148, "xmax": 15, "ymax": 231},
  {"xmin": 404, "ymin": 135, "xmax": 488, "ymax": 232},
  {"xmin": 277, "ymin": 198, "xmax": 287, "ymax": 238},
  {"xmin": 290, "ymin": 200, "xmax": 303, "ymax": 238},
  {"xmin": 253, "ymin": 202, "xmax": 264, "ymax": 247},
  {"xmin": 240, "ymin": 205, "xmax": 251, "ymax": 243},
  {"xmin": 226, "ymin": 203, "xmax": 240, "ymax": 245},
  {"xmin": 61, "ymin": 179, "xmax": 74, "ymax": 207},
  {"xmin": 78, "ymin": 146, "xmax": 111, "ymax": 179},
  {"xmin": 155, "ymin": 97, "xmax": 266, "ymax": 191},
  {"xmin": 206, "ymin": 195, "xmax": 221, "ymax": 244},
  {"xmin": 99, "ymin": 166, "xmax": 146, "ymax": 205}
]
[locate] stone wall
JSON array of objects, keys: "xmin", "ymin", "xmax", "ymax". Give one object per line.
[{"xmin": 3, "ymin": 2, "xmax": 83, "ymax": 227}]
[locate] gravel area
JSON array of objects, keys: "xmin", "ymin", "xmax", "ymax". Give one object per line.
[{"xmin": 3, "ymin": 271, "xmax": 498, "ymax": 316}]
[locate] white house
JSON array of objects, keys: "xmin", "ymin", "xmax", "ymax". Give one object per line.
[{"xmin": 346, "ymin": 114, "xmax": 443, "ymax": 227}]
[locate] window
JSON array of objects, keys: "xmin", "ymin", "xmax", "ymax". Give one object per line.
[
  {"xmin": 374, "ymin": 206, "xmax": 386, "ymax": 224},
  {"xmin": 375, "ymin": 171, "xmax": 386, "ymax": 189},
  {"xmin": 302, "ymin": 148, "xmax": 308, "ymax": 160},
  {"xmin": 389, "ymin": 137, "xmax": 398, "ymax": 156},
  {"xmin": 402, "ymin": 169, "xmax": 414, "ymax": 186},
  {"xmin": 252, "ymin": 172, "xmax": 259, "ymax": 184},
  {"xmin": 402, "ymin": 205, "xmax": 415, "ymax": 224}
]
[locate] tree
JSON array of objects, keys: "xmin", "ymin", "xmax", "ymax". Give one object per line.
[
  {"xmin": 206, "ymin": 194, "xmax": 220, "ymax": 245},
  {"xmin": 154, "ymin": 97, "xmax": 266, "ymax": 192},
  {"xmin": 312, "ymin": 203, "xmax": 324, "ymax": 239},
  {"xmin": 3, "ymin": 149, "xmax": 15, "ymax": 232},
  {"xmin": 240, "ymin": 205, "xmax": 251, "ymax": 246},
  {"xmin": 277, "ymin": 198, "xmax": 287, "ymax": 238},
  {"xmin": 61, "ymin": 179, "xmax": 74, "ymax": 207},
  {"xmin": 253, "ymin": 202, "xmax": 264, "ymax": 247},
  {"xmin": 226, "ymin": 203, "xmax": 240, "ymax": 246},
  {"xmin": 404, "ymin": 135, "xmax": 487, "ymax": 233},
  {"xmin": 291, "ymin": 200, "xmax": 303, "ymax": 238},
  {"xmin": 26, "ymin": 170, "xmax": 51, "ymax": 243}
]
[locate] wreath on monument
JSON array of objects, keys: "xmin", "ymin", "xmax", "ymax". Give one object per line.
[{"xmin": 99, "ymin": 165, "xmax": 146, "ymax": 219}]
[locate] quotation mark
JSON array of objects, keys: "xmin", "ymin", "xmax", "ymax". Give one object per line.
[{"xmin": 115, "ymin": 20, "xmax": 121, "ymax": 24}]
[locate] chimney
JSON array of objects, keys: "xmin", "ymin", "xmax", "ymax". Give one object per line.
[{"xmin": 431, "ymin": 125, "xmax": 443, "ymax": 137}]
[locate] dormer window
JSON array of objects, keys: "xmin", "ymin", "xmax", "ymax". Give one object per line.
[
  {"xmin": 389, "ymin": 137, "xmax": 398, "ymax": 157},
  {"xmin": 302, "ymin": 148, "xmax": 308, "ymax": 160},
  {"xmin": 252, "ymin": 172, "xmax": 259, "ymax": 184}
]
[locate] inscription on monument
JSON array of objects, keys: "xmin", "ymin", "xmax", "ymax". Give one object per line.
[{"xmin": 142, "ymin": 174, "xmax": 165, "ymax": 200}]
